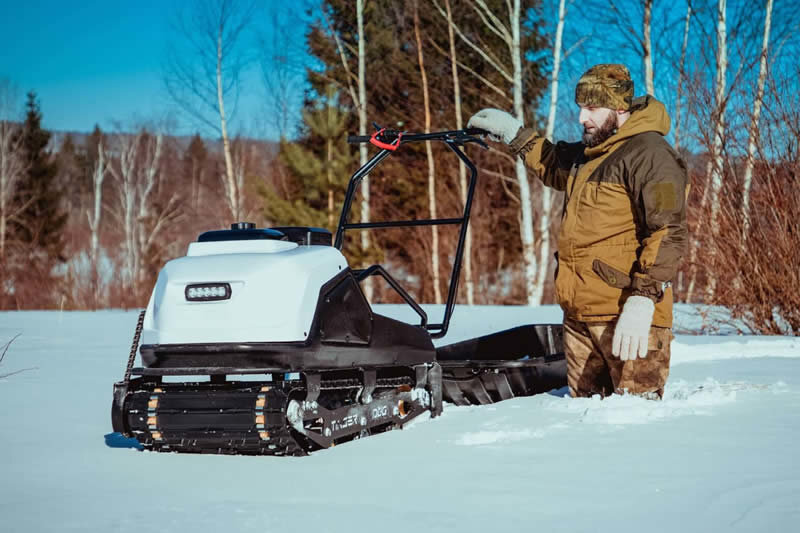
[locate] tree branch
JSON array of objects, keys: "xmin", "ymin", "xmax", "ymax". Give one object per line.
[{"xmin": 432, "ymin": 0, "xmax": 513, "ymax": 83}]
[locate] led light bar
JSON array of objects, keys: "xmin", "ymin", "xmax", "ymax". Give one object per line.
[{"xmin": 185, "ymin": 283, "xmax": 232, "ymax": 302}]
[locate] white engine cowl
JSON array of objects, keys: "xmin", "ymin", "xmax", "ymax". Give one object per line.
[{"xmin": 141, "ymin": 238, "xmax": 348, "ymax": 345}]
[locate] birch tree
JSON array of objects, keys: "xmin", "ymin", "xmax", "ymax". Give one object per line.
[
  {"xmin": 259, "ymin": 3, "xmax": 310, "ymax": 139},
  {"xmin": 601, "ymin": 0, "xmax": 658, "ymax": 96},
  {"xmin": 321, "ymin": 2, "xmax": 373, "ymax": 295},
  {"xmin": 642, "ymin": 0, "xmax": 655, "ymax": 96},
  {"xmin": 673, "ymin": 2, "xmax": 692, "ymax": 152},
  {"xmin": 356, "ymin": 0, "xmax": 374, "ymax": 301},
  {"xmin": 135, "ymin": 131, "xmax": 180, "ymax": 286},
  {"xmin": 687, "ymin": 0, "xmax": 727, "ymax": 302},
  {"xmin": 87, "ymin": 139, "xmax": 107, "ymax": 309},
  {"xmin": 442, "ymin": 0, "xmax": 474, "ymax": 305},
  {"xmin": 0, "ymin": 79, "xmax": 25, "ymax": 262},
  {"xmin": 413, "ymin": 0, "xmax": 442, "ymax": 304},
  {"xmin": 741, "ymin": 0, "xmax": 773, "ymax": 235},
  {"xmin": 535, "ymin": 0, "xmax": 568, "ymax": 303},
  {"xmin": 434, "ymin": 0, "xmax": 542, "ymax": 305},
  {"xmin": 109, "ymin": 127, "xmax": 180, "ymax": 303},
  {"xmin": 165, "ymin": 0, "xmax": 256, "ymax": 221},
  {"xmin": 108, "ymin": 129, "xmax": 141, "ymax": 297}
]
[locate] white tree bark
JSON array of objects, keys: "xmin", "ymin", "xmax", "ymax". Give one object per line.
[
  {"xmin": 217, "ymin": 23, "xmax": 238, "ymax": 221},
  {"xmin": 164, "ymin": 1, "xmax": 254, "ymax": 222},
  {"xmin": 413, "ymin": 2, "xmax": 442, "ymax": 305},
  {"xmin": 109, "ymin": 131, "xmax": 141, "ymax": 295},
  {"xmin": 232, "ymin": 139, "xmax": 251, "ymax": 223},
  {"xmin": 535, "ymin": 0, "xmax": 567, "ymax": 304},
  {"xmin": 687, "ymin": 0, "xmax": 727, "ymax": 302},
  {"xmin": 444, "ymin": 0, "xmax": 474, "ymax": 305},
  {"xmin": 643, "ymin": 0, "xmax": 655, "ymax": 96},
  {"xmin": 674, "ymin": 2, "xmax": 692, "ymax": 152},
  {"xmin": 356, "ymin": 0, "xmax": 373, "ymax": 301},
  {"xmin": 705, "ymin": 0, "xmax": 728, "ymax": 298},
  {"xmin": 436, "ymin": 0, "xmax": 540, "ymax": 304},
  {"xmin": 708, "ymin": 0, "xmax": 728, "ymax": 221},
  {"xmin": 509, "ymin": 0, "xmax": 540, "ymax": 305},
  {"xmin": 742, "ymin": 0, "xmax": 773, "ymax": 234},
  {"xmin": 135, "ymin": 133, "xmax": 164, "ymax": 287},
  {"xmin": 87, "ymin": 140, "xmax": 107, "ymax": 309},
  {"xmin": 545, "ymin": 0, "xmax": 566, "ymax": 143},
  {"xmin": 110, "ymin": 128, "xmax": 178, "ymax": 305},
  {"xmin": 0, "ymin": 79, "xmax": 25, "ymax": 263},
  {"xmin": 0, "ymin": 127, "xmax": 24, "ymax": 261}
]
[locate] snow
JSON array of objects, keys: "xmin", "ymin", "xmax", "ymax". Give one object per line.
[{"xmin": 1, "ymin": 307, "xmax": 799, "ymax": 533}]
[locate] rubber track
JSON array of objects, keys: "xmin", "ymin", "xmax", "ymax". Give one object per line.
[{"xmin": 441, "ymin": 356, "xmax": 567, "ymax": 406}]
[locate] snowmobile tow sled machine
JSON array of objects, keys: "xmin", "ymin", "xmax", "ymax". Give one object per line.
[{"xmin": 111, "ymin": 127, "xmax": 566, "ymax": 455}]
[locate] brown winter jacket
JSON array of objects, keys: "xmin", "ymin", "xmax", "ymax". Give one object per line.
[{"xmin": 510, "ymin": 96, "xmax": 688, "ymax": 328}]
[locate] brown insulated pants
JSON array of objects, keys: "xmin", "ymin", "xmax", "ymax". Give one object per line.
[{"xmin": 563, "ymin": 317, "xmax": 673, "ymax": 399}]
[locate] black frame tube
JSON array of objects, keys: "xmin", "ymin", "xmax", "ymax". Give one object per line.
[
  {"xmin": 354, "ymin": 265, "xmax": 428, "ymax": 327},
  {"xmin": 334, "ymin": 130, "xmax": 482, "ymax": 339}
]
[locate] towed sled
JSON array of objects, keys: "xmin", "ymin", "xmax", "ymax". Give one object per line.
[{"xmin": 111, "ymin": 128, "xmax": 566, "ymax": 455}]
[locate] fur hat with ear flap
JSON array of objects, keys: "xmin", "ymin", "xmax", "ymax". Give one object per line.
[{"xmin": 575, "ymin": 64, "xmax": 634, "ymax": 111}]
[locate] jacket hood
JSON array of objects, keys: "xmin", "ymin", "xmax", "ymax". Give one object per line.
[{"xmin": 585, "ymin": 95, "xmax": 671, "ymax": 157}]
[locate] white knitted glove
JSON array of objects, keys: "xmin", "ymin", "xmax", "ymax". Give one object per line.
[
  {"xmin": 613, "ymin": 295, "xmax": 655, "ymax": 361},
  {"xmin": 467, "ymin": 109, "xmax": 523, "ymax": 144}
]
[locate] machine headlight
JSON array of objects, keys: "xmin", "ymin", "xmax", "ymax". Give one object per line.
[{"xmin": 185, "ymin": 283, "xmax": 232, "ymax": 302}]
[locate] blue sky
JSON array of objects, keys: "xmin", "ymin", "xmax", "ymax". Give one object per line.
[
  {"xmin": 1, "ymin": 1, "xmax": 172, "ymax": 132},
  {"xmin": 0, "ymin": 0, "xmax": 302, "ymax": 139}
]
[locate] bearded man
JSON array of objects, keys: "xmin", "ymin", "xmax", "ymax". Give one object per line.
[{"xmin": 469, "ymin": 64, "xmax": 688, "ymax": 399}]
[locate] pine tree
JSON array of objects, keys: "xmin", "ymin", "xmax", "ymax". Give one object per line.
[
  {"xmin": 266, "ymin": 1, "xmax": 550, "ymax": 304},
  {"xmin": 263, "ymin": 86, "xmax": 357, "ymax": 230},
  {"xmin": 8, "ymin": 92, "xmax": 67, "ymax": 307}
]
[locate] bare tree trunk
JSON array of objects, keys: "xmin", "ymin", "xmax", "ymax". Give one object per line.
[
  {"xmin": 0, "ymin": 125, "xmax": 24, "ymax": 261},
  {"xmin": 444, "ymin": 0, "xmax": 474, "ymax": 305},
  {"xmin": 705, "ymin": 0, "xmax": 728, "ymax": 298},
  {"xmin": 110, "ymin": 132, "xmax": 140, "ymax": 304},
  {"xmin": 674, "ymin": 2, "xmax": 692, "ymax": 152},
  {"xmin": 435, "ymin": 0, "xmax": 539, "ymax": 303},
  {"xmin": 135, "ymin": 133, "xmax": 164, "ymax": 290},
  {"xmin": 217, "ymin": 24, "xmax": 238, "ymax": 221},
  {"xmin": 708, "ymin": 0, "xmax": 728, "ymax": 223},
  {"xmin": 742, "ymin": 0, "xmax": 773, "ymax": 234},
  {"xmin": 232, "ymin": 139, "xmax": 249, "ymax": 223},
  {"xmin": 0, "ymin": 81, "xmax": 24, "ymax": 263},
  {"xmin": 327, "ymin": 138, "xmax": 335, "ymax": 228},
  {"xmin": 545, "ymin": 0, "xmax": 565, "ymax": 143},
  {"xmin": 688, "ymin": 0, "xmax": 727, "ymax": 302},
  {"xmin": 643, "ymin": 0, "xmax": 655, "ymax": 96},
  {"xmin": 510, "ymin": 0, "xmax": 539, "ymax": 305},
  {"xmin": 673, "ymin": 2, "xmax": 691, "ymax": 296},
  {"xmin": 536, "ymin": 0, "xmax": 567, "ymax": 303},
  {"xmin": 164, "ymin": 1, "xmax": 254, "ymax": 221},
  {"xmin": 87, "ymin": 140, "xmax": 107, "ymax": 310},
  {"xmin": 414, "ymin": 0, "xmax": 442, "ymax": 305},
  {"xmin": 356, "ymin": 0, "xmax": 373, "ymax": 301}
]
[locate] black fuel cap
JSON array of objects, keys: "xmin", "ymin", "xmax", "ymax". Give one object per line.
[{"xmin": 231, "ymin": 222, "xmax": 256, "ymax": 230}]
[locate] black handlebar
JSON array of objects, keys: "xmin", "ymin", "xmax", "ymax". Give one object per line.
[{"xmin": 346, "ymin": 128, "xmax": 489, "ymax": 149}]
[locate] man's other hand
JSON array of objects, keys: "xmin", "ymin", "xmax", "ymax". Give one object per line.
[
  {"xmin": 467, "ymin": 109, "xmax": 523, "ymax": 144},
  {"xmin": 613, "ymin": 295, "xmax": 655, "ymax": 360}
]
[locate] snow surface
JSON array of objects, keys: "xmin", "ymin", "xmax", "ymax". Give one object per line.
[{"xmin": 1, "ymin": 307, "xmax": 798, "ymax": 533}]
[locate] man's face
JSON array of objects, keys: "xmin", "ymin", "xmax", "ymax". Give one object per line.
[{"xmin": 579, "ymin": 106, "xmax": 617, "ymax": 147}]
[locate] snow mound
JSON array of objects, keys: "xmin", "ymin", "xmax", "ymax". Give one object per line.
[
  {"xmin": 454, "ymin": 377, "xmax": 789, "ymax": 446},
  {"xmin": 546, "ymin": 379, "xmax": 746, "ymax": 426},
  {"xmin": 672, "ymin": 336, "xmax": 800, "ymax": 364}
]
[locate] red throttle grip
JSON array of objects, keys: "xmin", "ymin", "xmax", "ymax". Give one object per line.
[{"xmin": 369, "ymin": 128, "xmax": 403, "ymax": 151}]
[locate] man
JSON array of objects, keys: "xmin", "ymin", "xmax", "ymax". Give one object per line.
[{"xmin": 468, "ymin": 64, "xmax": 688, "ymax": 399}]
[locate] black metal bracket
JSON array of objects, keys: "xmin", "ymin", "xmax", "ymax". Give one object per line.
[{"xmin": 354, "ymin": 265, "xmax": 428, "ymax": 327}]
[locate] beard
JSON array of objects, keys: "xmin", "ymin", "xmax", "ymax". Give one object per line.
[{"xmin": 582, "ymin": 112, "xmax": 618, "ymax": 147}]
